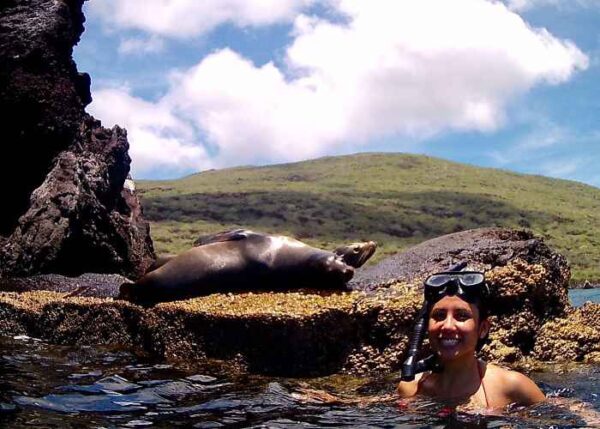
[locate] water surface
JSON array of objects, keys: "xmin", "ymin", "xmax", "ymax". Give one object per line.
[
  {"xmin": 569, "ymin": 287, "xmax": 600, "ymax": 307},
  {"xmin": 1, "ymin": 335, "xmax": 598, "ymax": 428}
]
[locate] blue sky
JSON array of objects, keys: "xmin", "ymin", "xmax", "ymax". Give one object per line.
[{"xmin": 74, "ymin": 0, "xmax": 600, "ymax": 186}]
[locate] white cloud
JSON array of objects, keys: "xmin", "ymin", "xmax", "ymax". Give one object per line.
[
  {"xmin": 87, "ymin": 88, "xmax": 211, "ymax": 178},
  {"xmin": 170, "ymin": 0, "xmax": 588, "ymax": 160},
  {"xmin": 89, "ymin": 0, "xmax": 589, "ymax": 178},
  {"xmin": 487, "ymin": 119, "xmax": 567, "ymax": 167},
  {"xmin": 538, "ymin": 158, "xmax": 584, "ymax": 177},
  {"xmin": 164, "ymin": 49, "xmax": 347, "ymax": 165},
  {"xmin": 118, "ymin": 35, "xmax": 165, "ymax": 55},
  {"xmin": 485, "ymin": 113, "xmax": 600, "ymax": 184},
  {"xmin": 516, "ymin": 122, "xmax": 567, "ymax": 150},
  {"xmin": 506, "ymin": 0, "xmax": 558, "ymax": 10},
  {"xmin": 89, "ymin": 0, "xmax": 314, "ymax": 38}
]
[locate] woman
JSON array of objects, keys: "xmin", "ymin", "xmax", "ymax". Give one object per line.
[
  {"xmin": 297, "ymin": 270, "xmax": 600, "ymax": 425},
  {"xmin": 397, "ymin": 270, "xmax": 545, "ymax": 411}
]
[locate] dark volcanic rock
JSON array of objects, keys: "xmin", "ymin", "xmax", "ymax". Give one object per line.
[
  {"xmin": 0, "ymin": 272, "xmax": 129, "ymax": 299},
  {"xmin": 350, "ymin": 227, "xmax": 569, "ymax": 293},
  {"xmin": 0, "ymin": 0, "xmax": 87, "ymax": 235},
  {"xmin": 1, "ymin": 117, "xmax": 154, "ymax": 278},
  {"xmin": 0, "ymin": 0, "xmax": 154, "ymax": 278}
]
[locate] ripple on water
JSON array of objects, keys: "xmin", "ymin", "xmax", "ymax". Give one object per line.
[{"xmin": 1, "ymin": 335, "xmax": 599, "ymax": 428}]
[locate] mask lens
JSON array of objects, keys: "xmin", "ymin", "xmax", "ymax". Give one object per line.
[
  {"xmin": 426, "ymin": 274, "xmax": 452, "ymax": 287},
  {"xmin": 460, "ymin": 273, "xmax": 484, "ymax": 286}
]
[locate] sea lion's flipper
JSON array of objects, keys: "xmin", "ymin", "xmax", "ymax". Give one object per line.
[
  {"xmin": 118, "ymin": 281, "xmax": 155, "ymax": 307},
  {"xmin": 193, "ymin": 229, "xmax": 250, "ymax": 247},
  {"xmin": 118, "ymin": 282, "xmax": 134, "ymax": 301}
]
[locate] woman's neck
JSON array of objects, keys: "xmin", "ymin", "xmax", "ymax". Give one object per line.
[{"xmin": 436, "ymin": 355, "xmax": 481, "ymax": 394}]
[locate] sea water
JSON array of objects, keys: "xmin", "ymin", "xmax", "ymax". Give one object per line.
[
  {"xmin": 1, "ymin": 335, "xmax": 598, "ymax": 428},
  {"xmin": 569, "ymin": 288, "xmax": 600, "ymax": 307},
  {"xmin": 0, "ymin": 289, "xmax": 598, "ymax": 428}
]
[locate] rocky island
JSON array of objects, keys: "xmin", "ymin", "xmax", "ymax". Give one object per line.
[{"xmin": 0, "ymin": 0, "xmax": 598, "ymax": 378}]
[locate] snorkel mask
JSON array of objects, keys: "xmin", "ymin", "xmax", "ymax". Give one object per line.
[
  {"xmin": 424, "ymin": 271, "xmax": 489, "ymax": 304},
  {"xmin": 400, "ymin": 262, "xmax": 489, "ymax": 381}
]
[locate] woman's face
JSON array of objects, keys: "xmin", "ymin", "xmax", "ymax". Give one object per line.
[{"xmin": 428, "ymin": 295, "xmax": 489, "ymax": 362}]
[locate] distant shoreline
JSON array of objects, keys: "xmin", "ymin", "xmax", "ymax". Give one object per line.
[{"xmin": 570, "ymin": 281, "xmax": 600, "ymax": 290}]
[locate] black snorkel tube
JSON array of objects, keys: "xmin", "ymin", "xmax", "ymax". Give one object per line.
[
  {"xmin": 400, "ymin": 302, "xmax": 438, "ymax": 381},
  {"xmin": 400, "ymin": 262, "xmax": 468, "ymax": 381}
]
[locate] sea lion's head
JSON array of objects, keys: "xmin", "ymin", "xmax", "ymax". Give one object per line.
[
  {"xmin": 333, "ymin": 241, "xmax": 377, "ymax": 268},
  {"xmin": 308, "ymin": 254, "xmax": 355, "ymax": 286}
]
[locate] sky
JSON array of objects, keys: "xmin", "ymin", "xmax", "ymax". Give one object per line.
[{"xmin": 74, "ymin": 0, "xmax": 600, "ymax": 186}]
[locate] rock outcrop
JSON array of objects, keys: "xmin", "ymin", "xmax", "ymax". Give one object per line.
[
  {"xmin": 533, "ymin": 302, "xmax": 600, "ymax": 363},
  {"xmin": 350, "ymin": 228, "xmax": 572, "ymax": 365},
  {"xmin": 350, "ymin": 228, "xmax": 569, "ymax": 295},
  {"xmin": 0, "ymin": 0, "xmax": 154, "ymax": 278},
  {"xmin": 1, "ymin": 228, "xmax": 590, "ymax": 376}
]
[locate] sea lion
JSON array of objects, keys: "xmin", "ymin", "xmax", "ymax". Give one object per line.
[
  {"xmin": 119, "ymin": 229, "xmax": 376, "ymax": 306},
  {"xmin": 144, "ymin": 229, "xmax": 268, "ymax": 274},
  {"xmin": 144, "ymin": 253, "xmax": 178, "ymax": 274},
  {"xmin": 145, "ymin": 229, "xmax": 376, "ymax": 274}
]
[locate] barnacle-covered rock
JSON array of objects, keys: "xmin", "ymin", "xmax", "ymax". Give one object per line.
[
  {"xmin": 533, "ymin": 303, "xmax": 600, "ymax": 363},
  {"xmin": 0, "ymin": 229, "xmax": 583, "ymax": 376},
  {"xmin": 0, "ymin": 291, "xmax": 144, "ymax": 346},
  {"xmin": 350, "ymin": 227, "xmax": 570, "ymax": 295},
  {"xmin": 342, "ymin": 283, "xmax": 421, "ymax": 374},
  {"xmin": 146, "ymin": 291, "xmax": 361, "ymax": 375},
  {"xmin": 481, "ymin": 260, "xmax": 569, "ymax": 359}
]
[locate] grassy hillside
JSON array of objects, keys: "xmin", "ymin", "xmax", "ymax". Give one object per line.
[{"xmin": 137, "ymin": 153, "xmax": 600, "ymax": 284}]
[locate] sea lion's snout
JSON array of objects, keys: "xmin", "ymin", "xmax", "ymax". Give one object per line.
[
  {"xmin": 360, "ymin": 241, "xmax": 377, "ymax": 266},
  {"xmin": 334, "ymin": 241, "xmax": 377, "ymax": 268}
]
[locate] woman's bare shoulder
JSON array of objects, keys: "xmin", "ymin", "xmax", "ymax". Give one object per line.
[
  {"xmin": 485, "ymin": 363, "xmax": 545, "ymax": 405},
  {"xmin": 397, "ymin": 372, "xmax": 426, "ymax": 398}
]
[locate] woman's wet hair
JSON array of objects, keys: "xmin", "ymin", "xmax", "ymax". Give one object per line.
[{"xmin": 472, "ymin": 297, "xmax": 490, "ymax": 352}]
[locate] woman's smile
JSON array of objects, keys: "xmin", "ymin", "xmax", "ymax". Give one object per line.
[{"xmin": 438, "ymin": 336, "xmax": 461, "ymax": 348}]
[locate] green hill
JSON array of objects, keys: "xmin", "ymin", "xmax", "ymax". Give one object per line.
[{"xmin": 137, "ymin": 153, "xmax": 600, "ymax": 284}]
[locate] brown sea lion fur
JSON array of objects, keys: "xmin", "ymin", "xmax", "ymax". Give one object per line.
[{"xmin": 120, "ymin": 230, "xmax": 376, "ymax": 306}]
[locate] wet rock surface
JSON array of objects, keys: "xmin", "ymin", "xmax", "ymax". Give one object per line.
[
  {"xmin": 0, "ymin": 272, "xmax": 128, "ymax": 298},
  {"xmin": 0, "ymin": 0, "xmax": 154, "ymax": 278}
]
